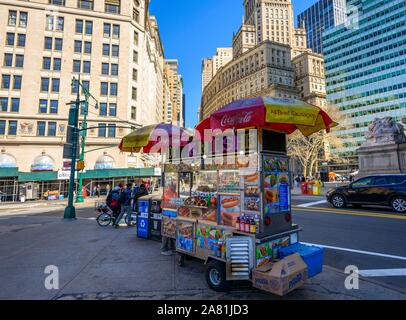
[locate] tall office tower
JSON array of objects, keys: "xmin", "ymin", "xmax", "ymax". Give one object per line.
[
  {"xmin": 212, "ymin": 48, "xmax": 233, "ymax": 75},
  {"xmin": 201, "ymin": 58, "xmax": 213, "ymax": 93},
  {"xmin": 324, "ymin": 0, "xmax": 406, "ymax": 158},
  {"xmin": 297, "ymin": 0, "xmax": 346, "ymax": 54},
  {"xmin": 232, "ymin": 23, "xmax": 257, "ymax": 58},
  {"xmin": 243, "ymin": 0, "xmax": 295, "ymax": 47},
  {"xmin": 0, "ymin": 0, "xmax": 168, "ymax": 172},
  {"xmin": 164, "ymin": 59, "xmax": 184, "ymax": 126}
]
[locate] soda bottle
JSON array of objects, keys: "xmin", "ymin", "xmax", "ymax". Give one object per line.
[
  {"xmin": 244, "ymin": 216, "xmax": 250, "ymax": 233},
  {"xmin": 250, "ymin": 218, "xmax": 256, "ymax": 234},
  {"xmin": 239, "ymin": 215, "xmax": 245, "ymax": 232},
  {"xmin": 236, "ymin": 216, "xmax": 241, "ymax": 231}
]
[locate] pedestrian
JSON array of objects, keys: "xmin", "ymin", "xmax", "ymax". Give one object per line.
[
  {"xmin": 106, "ymin": 186, "xmax": 121, "ymax": 225},
  {"xmin": 92, "ymin": 185, "xmax": 97, "ymax": 197},
  {"xmin": 301, "ymin": 175, "xmax": 306, "ymax": 183},
  {"xmin": 106, "ymin": 183, "xmax": 111, "ymax": 195},
  {"xmin": 145, "ymin": 180, "xmax": 150, "ymax": 193},
  {"xmin": 295, "ymin": 175, "xmax": 301, "ymax": 188},
  {"xmin": 161, "ymin": 236, "xmax": 175, "ymax": 256},
  {"xmin": 114, "ymin": 183, "xmax": 133, "ymax": 227},
  {"xmin": 132, "ymin": 183, "xmax": 139, "ymax": 212},
  {"xmin": 96, "ymin": 184, "xmax": 101, "ymax": 198}
]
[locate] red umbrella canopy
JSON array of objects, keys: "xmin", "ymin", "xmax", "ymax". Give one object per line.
[
  {"xmin": 196, "ymin": 96, "xmax": 337, "ymax": 137},
  {"xmin": 119, "ymin": 123, "xmax": 192, "ymax": 154}
]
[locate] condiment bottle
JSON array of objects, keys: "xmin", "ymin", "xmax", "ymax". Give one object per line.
[
  {"xmin": 244, "ymin": 216, "xmax": 250, "ymax": 233},
  {"xmin": 239, "ymin": 215, "xmax": 245, "ymax": 232},
  {"xmin": 250, "ymin": 218, "xmax": 256, "ymax": 234},
  {"xmin": 236, "ymin": 217, "xmax": 240, "ymax": 231}
]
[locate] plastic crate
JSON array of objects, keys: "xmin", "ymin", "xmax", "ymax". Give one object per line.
[{"xmin": 279, "ymin": 243, "xmax": 323, "ymax": 278}]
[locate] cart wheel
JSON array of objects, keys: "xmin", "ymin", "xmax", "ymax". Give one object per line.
[
  {"xmin": 206, "ymin": 260, "xmax": 228, "ymax": 292},
  {"xmin": 178, "ymin": 253, "xmax": 185, "ymax": 267}
]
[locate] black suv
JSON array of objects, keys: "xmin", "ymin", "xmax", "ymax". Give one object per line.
[{"xmin": 326, "ymin": 175, "xmax": 406, "ymax": 213}]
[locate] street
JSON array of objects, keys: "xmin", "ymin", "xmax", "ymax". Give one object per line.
[{"xmin": 0, "ymin": 196, "xmax": 405, "ymax": 300}]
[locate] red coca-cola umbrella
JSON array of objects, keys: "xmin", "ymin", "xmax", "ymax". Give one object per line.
[{"xmin": 196, "ymin": 96, "xmax": 337, "ymax": 137}]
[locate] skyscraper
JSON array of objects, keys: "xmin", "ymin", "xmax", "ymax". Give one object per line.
[
  {"xmin": 297, "ymin": 0, "xmax": 346, "ymax": 54},
  {"xmin": 324, "ymin": 0, "xmax": 406, "ymax": 157}
]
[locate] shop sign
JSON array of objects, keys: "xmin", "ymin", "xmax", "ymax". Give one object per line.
[{"xmin": 57, "ymin": 170, "xmax": 77, "ymax": 180}]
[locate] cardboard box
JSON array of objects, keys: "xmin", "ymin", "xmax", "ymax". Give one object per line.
[{"xmin": 252, "ymin": 253, "xmax": 308, "ymax": 296}]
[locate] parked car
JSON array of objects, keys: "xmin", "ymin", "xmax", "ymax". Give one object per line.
[{"xmin": 326, "ymin": 174, "xmax": 406, "ymax": 213}]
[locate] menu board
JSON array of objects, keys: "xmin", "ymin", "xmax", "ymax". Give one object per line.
[
  {"xmin": 176, "ymin": 220, "xmax": 194, "ymax": 253},
  {"xmin": 162, "ymin": 172, "xmax": 179, "ymax": 209},
  {"xmin": 219, "ymin": 170, "xmax": 240, "ymax": 193},
  {"xmin": 263, "ymin": 155, "xmax": 290, "ymax": 214},
  {"xmin": 241, "ymin": 170, "xmax": 260, "ymax": 213},
  {"xmin": 162, "ymin": 216, "xmax": 176, "ymax": 238},
  {"xmin": 219, "ymin": 194, "xmax": 241, "ymax": 227}
]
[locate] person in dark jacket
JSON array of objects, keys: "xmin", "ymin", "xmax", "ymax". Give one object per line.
[
  {"xmin": 106, "ymin": 186, "xmax": 121, "ymax": 223},
  {"xmin": 114, "ymin": 183, "xmax": 133, "ymax": 227}
]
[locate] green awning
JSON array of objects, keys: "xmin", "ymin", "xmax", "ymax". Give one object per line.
[
  {"xmin": 0, "ymin": 168, "xmax": 18, "ymax": 178},
  {"xmin": 18, "ymin": 171, "xmax": 57, "ymax": 182}
]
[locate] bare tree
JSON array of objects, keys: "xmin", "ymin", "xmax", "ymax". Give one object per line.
[{"xmin": 287, "ymin": 103, "xmax": 351, "ymax": 178}]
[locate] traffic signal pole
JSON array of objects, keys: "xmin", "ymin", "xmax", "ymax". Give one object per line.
[{"xmin": 75, "ymin": 93, "xmax": 88, "ymax": 203}]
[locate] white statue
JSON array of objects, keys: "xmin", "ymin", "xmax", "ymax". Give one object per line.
[{"xmin": 363, "ymin": 117, "xmax": 406, "ymax": 146}]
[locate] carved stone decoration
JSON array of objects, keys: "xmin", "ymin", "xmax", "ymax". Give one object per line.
[
  {"xmin": 20, "ymin": 122, "xmax": 34, "ymax": 135},
  {"xmin": 362, "ymin": 117, "xmax": 406, "ymax": 146},
  {"xmin": 59, "ymin": 124, "xmax": 66, "ymax": 135}
]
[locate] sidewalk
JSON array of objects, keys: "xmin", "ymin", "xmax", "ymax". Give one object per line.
[{"xmin": 0, "ymin": 212, "xmax": 404, "ymax": 300}]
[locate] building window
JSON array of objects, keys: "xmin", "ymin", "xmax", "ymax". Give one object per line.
[
  {"xmin": 17, "ymin": 34, "xmax": 26, "ymax": 47},
  {"xmin": 112, "ymin": 25, "xmax": 120, "ymax": 38},
  {"xmin": 71, "ymin": 80, "xmax": 79, "ymax": 94},
  {"xmin": 41, "ymin": 78, "xmax": 49, "ymax": 92},
  {"xmin": 6, "ymin": 33, "xmax": 15, "ymax": 46},
  {"xmin": 44, "ymin": 37, "xmax": 52, "ymax": 50},
  {"xmin": 73, "ymin": 60, "xmax": 81, "ymax": 73},
  {"xmin": 15, "ymin": 55, "xmax": 24, "ymax": 68},
  {"xmin": 98, "ymin": 123, "xmax": 106, "ymax": 137},
  {"xmin": 39, "ymin": 100, "xmax": 48, "ymax": 113},
  {"xmin": 50, "ymin": 100, "xmax": 58, "ymax": 114},
  {"xmin": 8, "ymin": 11, "xmax": 17, "ymax": 26},
  {"xmin": 37, "ymin": 121, "xmax": 46, "ymax": 136},
  {"xmin": 101, "ymin": 82, "xmax": 108, "ymax": 96},
  {"xmin": 8, "ymin": 120, "xmax": 17, "ymax": 135},
  {"xmin": 74, "ymin": 40, "xmax": 82, "ymax": 53},
  {"xmin": 102, "ymin": 63, "xmax": 109, "ymax": 75},
  {"xmin": 82, "ymin": 80, "xmax": 90, "ymax": 91},
  {"xmin": 111, "ymin": 64, "xmax": 118, "ymax": 76},
  {"xmin": 9, "ymin": 98, "xmax": 19, "ymax": 113},
  {"xmin": 51, "ymin": 78, "xmax": 60, "ymax": 93},
  {"xmin": 132, "ymin": 87, "xmax": 137, "ymax": 100},
  {"xmin": 107, "ymin": 124, "xmax": 116, "ymax": 137},
  {"xmin": 1, "ymin": 98, "xmax": 8, "ymax": 112},
  {"xmin": 83, "ymin": 41, "xmax": 92, "ymax": 54},
  {"xmin": 83, "ymin": 61, "xmax": 91, "ymax": 74},
  {"xmin": 85, "ymin": 21, "xmax": 93, "ymax": 35},
  {"xmin": 43, "ymin": 57, "xmax": 51, "ymax": 70},
  {"xmin": 99, "ymin": 103, "xmax": 107, "ymax": 116},
  {"xmin": 110, "ymin": 83, "xmax": 117, "ymax": 96},
  {"xmin": 133, "ymin": 51, "xmax": 138, "ymax": 63},
  {"xmin": 19, "ymin": 12, "xmax": 28, "ymax": 27},
  {"xmin": 54, "ymin": 38, "xmax": 63, "ymax": 51},
  {"xmin": 46, "ymin": 16, "xmax": 64, "ymax": 31},
  {"xmin": 109, "ymin": 103, "xmax": 117, "ymax": 116},
  {"xmin": 13, "ymin": 76, "xmax": 22, "ymax": 90},
  {"xmin": 132, "ymin": 69, "xmax": 138, "ymax": 81},
  {"xmin": 133, "ymin": 9, "xmax": 139, "ymax": 23},
  {"xmin": 104, "ymin": 24, "xmax": 111, "ymax": 37},
  {"xmin": 48, "ymin": 122, "xmax": 57, "ymax": 136},
  {"xmin": 0, "ymin": 120, "xmax": 5, "ymax": 135},
  {"xmin": 131, "ymin": 106, "xmax": 136, "ymax": 120},
  {"xmin": 105, "ymin": 0, "xmax": 120, "ymax": 14},
  {"xmin": 53, "ymin": 58, "xmax": 61, "ymax": 71},
  {"xmin": 78, "ymin": 0, "xmax": 94, "ymax": 10},
  {"xmin": 102, "ymin": 44, "xmax": 110, "ymax": 56},
  {"xmin": 75, "ymin": 19, "xmax": 83, "ymax": 33},
  {"xmin": 134, "ymin": 31, "xmax": 139, "ymax": 46},
  {"xmin": 111, "ymin": 45, "xmax": 119, "ymax": 57},
  {"xmin": 50, "ymin": 0, "xmax": 66, "ymax": 5},
  {"xmin": 4, "ymin": 54, "xmax": 13, "ymax": 67}
]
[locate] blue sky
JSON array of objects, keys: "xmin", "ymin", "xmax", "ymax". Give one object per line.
[{"xmin": 149, "ymin": 0, "xmax": 318, "ymax": 128}]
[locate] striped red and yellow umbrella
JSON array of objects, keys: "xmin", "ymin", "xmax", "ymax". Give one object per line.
[
  {"xmin": 119, "ymin": 123, "xmax": 192, "ymax": 153},
  {"xmin": 196, "ymin": 97, "xmax": 338, "ymax": 137}
]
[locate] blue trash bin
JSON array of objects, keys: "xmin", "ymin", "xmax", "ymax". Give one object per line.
[{"xmin": 279, "ymin": 243, "xmax": 324, "ymax": 278}]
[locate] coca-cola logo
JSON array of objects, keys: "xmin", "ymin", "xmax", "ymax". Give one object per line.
[{"xmin": 220, "ymin": 111, "xmax": 254, "ymax": 127}]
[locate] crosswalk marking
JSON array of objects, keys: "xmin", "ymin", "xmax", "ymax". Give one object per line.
[
  {"xmin": 296, "ymin": 200, "xmax": 328, "ymax": 207},
  {"xmin": 359, "ymin": 269, "xmax": 406, "ymax": 277}
]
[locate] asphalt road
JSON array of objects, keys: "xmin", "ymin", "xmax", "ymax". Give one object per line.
[{"xmin": 292, "ymin": 195, "xmax": 406, "ymax": 292}]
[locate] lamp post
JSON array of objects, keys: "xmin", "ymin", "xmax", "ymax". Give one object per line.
[{"xmin": 75, "ymin": 78, "xmax": 98, "ymax": 203}]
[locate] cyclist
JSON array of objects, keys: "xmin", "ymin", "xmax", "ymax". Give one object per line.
[
  {"xmin": 106, "ymin": 186, "xmax": 121, "ymax": 225},
  {"xmin": 114, "ymin": 183, "xmax": 133, "ymax": 227}
]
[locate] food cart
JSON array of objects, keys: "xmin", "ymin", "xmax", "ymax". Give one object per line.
[{"xmin": 161, "ymin": 97, "xmax": 337, "ymax": 292}]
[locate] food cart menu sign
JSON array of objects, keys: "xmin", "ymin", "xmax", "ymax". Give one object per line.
[
  {"xmin": 219, "ymin": 194, "xmax": 241, "ymax": 227},
  {"xmin": 263, "ymin": 155, "xmax": 290, "ymax": 214},
  {"xmin": 176, "ymin": 221, "xmax": 194, "ymax": 253},
  {"xmin": 196, "ymin": 225, "xmax": 223, "ymax": 251}
]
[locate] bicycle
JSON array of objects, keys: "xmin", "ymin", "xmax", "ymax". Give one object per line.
[{"xmin": 95, "ymin": 202, "xmax": 136, "ymax": 227}]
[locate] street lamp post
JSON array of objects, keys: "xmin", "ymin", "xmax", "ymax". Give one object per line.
[{"xmin": 75, "ymin": 78, "xmax": 97, "ymax": 203}]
